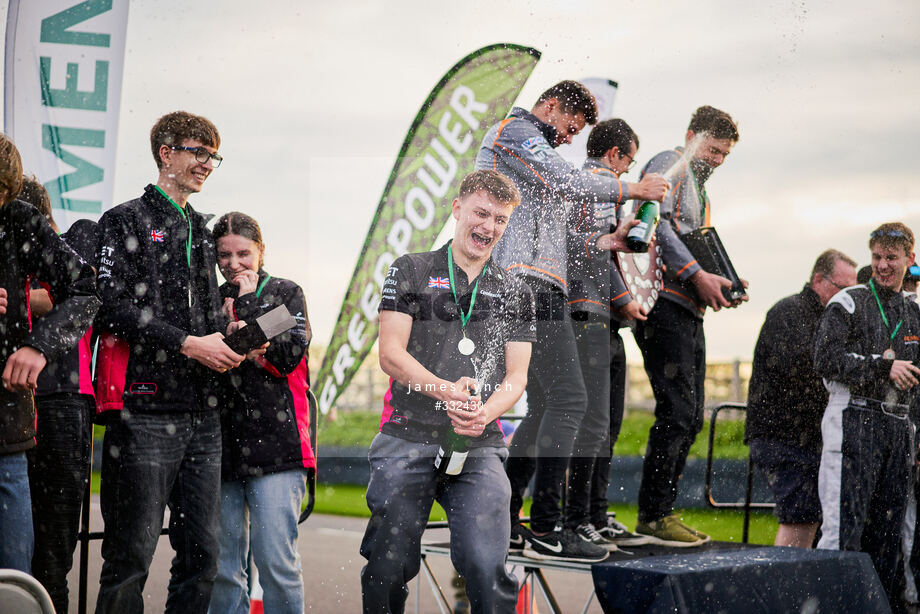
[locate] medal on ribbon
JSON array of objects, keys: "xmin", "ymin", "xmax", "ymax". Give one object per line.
[
  {"xmin": 869, "ymin": 278, "xmax": 904, "ymax": 361},
  {"xmin": 447, "ymin": 244, "xmax": 486, "ymax": 357}
]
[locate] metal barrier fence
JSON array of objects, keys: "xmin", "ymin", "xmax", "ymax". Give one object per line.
[{"xmin": 704, "ymin": 402, "xmax": 774, "ymax": 543}]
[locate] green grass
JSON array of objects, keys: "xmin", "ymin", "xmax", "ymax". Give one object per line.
[
  {"xmin": 613, "ymin": 411, "xmax": 750, "ymax": 460},
  {"xmin": 319, "ymin": 410, "xmax": 750, "ymax": 460},
  {"xmin": 88, "ymin": 478, "xmax": 778, "ymax": 543},
  {"xmin": 313, "ymin": 483, "xmax": 778, "ymax": 545},
  {"xmin": 92, "ymin": 411, "xmax": 766, "ymax": 537}
]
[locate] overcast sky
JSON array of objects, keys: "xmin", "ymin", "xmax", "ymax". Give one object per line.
[{"xmin": 3, "ymin": 0, "xmax": 919, "ymax": 362}]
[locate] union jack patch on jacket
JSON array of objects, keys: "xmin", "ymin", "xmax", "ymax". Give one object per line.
[
  {"xmin": 150, "ymin": 229, "xmax": 164, "ymax": 242},
  {"xmin": 428, "ymin": 276, "xmax": 450, "ymax": 289}
]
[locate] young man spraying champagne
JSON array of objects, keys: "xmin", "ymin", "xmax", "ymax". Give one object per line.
[{"xmin": 360, "ymin": 170, "xmax": 535, "ymax": 613}]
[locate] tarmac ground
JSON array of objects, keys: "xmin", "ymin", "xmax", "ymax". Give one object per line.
[{"xmin": 66, "ymin": 498, "xmax": 610, "ymax": 613}]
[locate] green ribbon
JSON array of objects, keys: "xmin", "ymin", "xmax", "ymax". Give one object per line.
[
  {"xmin": 154, "ymin": 185, "xmax": 192, "ymax": 267},
  {"xmin": 446, "ymin": 243, "xmax": 486, "ymax": 330},
  {"xmin": 869, "ymin": 278, "xmax": 904, "ymax": 345},
  {"xmin": 256, "ymin": 274, "xmax": 272, "ymax": 298}
]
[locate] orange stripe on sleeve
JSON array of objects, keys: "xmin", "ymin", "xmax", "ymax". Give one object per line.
[
  {"xmin": 495, "ymin": 144, "xmax": 548, "ymax": 187},
  {"xmin": 584, "ymin": 232, "xmax": 597, "ymax": 260},
  {"xmin": 675, "ymin": 260, "xmax": 698, "ymax": 277},
  {"xmin": 506, "ymin": 264, "xmax": 567, "ymax": 287}
]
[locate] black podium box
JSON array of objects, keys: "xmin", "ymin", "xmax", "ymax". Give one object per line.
[{"xmin": 592, "ymin": 546, "xmax": 889, "ymax": 614}]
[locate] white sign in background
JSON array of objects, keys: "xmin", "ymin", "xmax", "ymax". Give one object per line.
[{"xmin": 4, "ymin": 0, "xmax": 128, "ymax": 231}]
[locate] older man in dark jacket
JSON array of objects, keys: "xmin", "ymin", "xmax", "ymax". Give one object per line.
[{"xmin": 745, "ymin": 249, "xmax": 857, "ymax": 548}]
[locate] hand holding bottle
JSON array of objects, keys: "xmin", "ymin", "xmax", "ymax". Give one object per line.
[
  {"xmin": 628, "ymin": 173, "xmax": 669, "ymax": 202},
  {"xmin": 435, "ymin": 377, "xmax": 481, "ymax": 476},
  {"xmin": 596, "ymin": 218, "xmax": 640, "ymax": 252},
  {"xmin": 446, "ymin": 391, "xmax": 486, "ymax": 437}
]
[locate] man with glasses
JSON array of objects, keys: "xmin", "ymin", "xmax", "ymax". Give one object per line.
[
  {"xmin": 93, "ymin": 111, "xmax": 244, "ymax": 614},
  {"xmin": 563, "ymin": 118, "xmax": 658, "ymax": 551},
  {"xmin": 815, "ymin": 223, "xmax": 920, "ymax": 609},
  {"xmin": 476, "ymin": 82, "xmax": 668, "ymax": 562},
  {"xmin": 745, "ymin": 249, "xmax": 857, "ymax": 549}
]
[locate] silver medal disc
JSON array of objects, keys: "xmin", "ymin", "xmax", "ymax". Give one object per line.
[{"xmin": 458, "ymin": 336, "xmax": 476, "ymax": 356}]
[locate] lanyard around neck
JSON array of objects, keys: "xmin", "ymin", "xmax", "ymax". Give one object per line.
[
  {"xmin": 154, "ymin": 185, "xmax": 192, "ymax": 267},
  {"xmin": 688, "ymin": 165, "xmax": 709, "ymax": 224},
  {"xmin": 256, "ymin": 274, "xmax": 272, "ymax": 298},
  {"xmin": 446, "ymin": 244, "xmax": 486, "ymax": 329},
  {"xmin": 869, "ymin": 278, "xmax": 904, "ymax": 344}
]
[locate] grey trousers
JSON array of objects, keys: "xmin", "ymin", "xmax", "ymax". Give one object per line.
[{"xmin": 360, "ymin": 433, "xmax": 518, "ymax": 614}]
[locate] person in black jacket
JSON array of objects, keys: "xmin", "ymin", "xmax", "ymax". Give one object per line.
[
  {"xmin": 18, "ymin": 176, "xmax": 99, "ymax": 613},
  {"xmin": 815, "ymin": 222, "xmax": 920, "ymax": 609},
  {"xmin": 745, "ymin": 249, "xmax": 857, "ymax": 549},
  {"xmin": 208, "ymin": 212, "xmax": 313, "ymax": 614},
  {"xmin": 563, "ymin": 119, "xmax": 654, "ymax": 550},
  {"xmin": 0, "ymin": 133, "xmax": 99, "ymax": 572},
  {"xmin": 92, "ymin": 112, "xmax": 244, "ymax": 614}
]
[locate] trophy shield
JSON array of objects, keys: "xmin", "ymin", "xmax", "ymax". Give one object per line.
[{"xmin": 615, "ymin": 237, "xmax": 663, "ymax": 315}]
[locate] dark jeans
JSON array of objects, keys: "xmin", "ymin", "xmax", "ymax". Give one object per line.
[
  {"xmin": 361, "ymin": 434, "xmax": 516, "ymax": 614},
  {"xmin": 506, "ymin": 282, "xmax": 587, "ymax": 533},
  {"xmin": 27, "ymin": 392, "xmax": 93, "ymax": 614},
  {"xmin": 95, "ymin": 410, "xmax": 221, "ymax": 614},
  {"xmin": 634, "ymin": 299, "xmax": 706, "ymax": 523},
  {"xmin": 565, "ymin": 319, "xmax": 626, "ymax": 529}
]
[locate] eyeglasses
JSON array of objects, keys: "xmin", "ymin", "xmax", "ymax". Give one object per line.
[
  {"xmin": 171, "ymin": 146, "xmax": 223, "ymax": 168},
  {"xmin": 824, "ymin": 276, "xmax": 849, "ymax": 290},
  {"xmin": 621, "ymin": 152, "xmax": 637, "ymax": 171}
]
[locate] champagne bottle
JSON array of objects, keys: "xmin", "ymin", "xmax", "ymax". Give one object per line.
[
  {"xmin": 625, "ymin": 201, "xmax": 660, "ymax": 253},
  {"xmin": 434, "ymin": 427, "xmax": 471, "ymax": 476},
  {"xmin": 434, "ymin": 387, "xmax": 477, "ymax": 476}
]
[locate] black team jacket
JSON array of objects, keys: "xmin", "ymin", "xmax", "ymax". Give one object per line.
[
  {"xmin": 94, "ymin": 185, "xmax": 226, "ymax": 419},
  {"xmin": 35, "ymin": 219, "xmax": 99, "ymax": 398},
  {"xmin": 219, "ymin": 270, "xmax": 315, "ymax": 479},
  {"xmin": 0, "ymin": 200, "xmax": 99, "ymax": 454}
]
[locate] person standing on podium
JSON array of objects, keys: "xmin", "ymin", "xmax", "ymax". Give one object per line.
[
  {"xmin": 360, "ymin": 170, "xmax": 535, "ymax": 614},
  {"xmin": 632, "ymin": 106, "xmax": 744, "ymax": 547},
  {"xmin": 475, "ymin": 81, "xmax": 668, "ymax": 562},
  {"xmin": 563, "ymin": 118, "xmax": 657, "ymax": 551}
]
